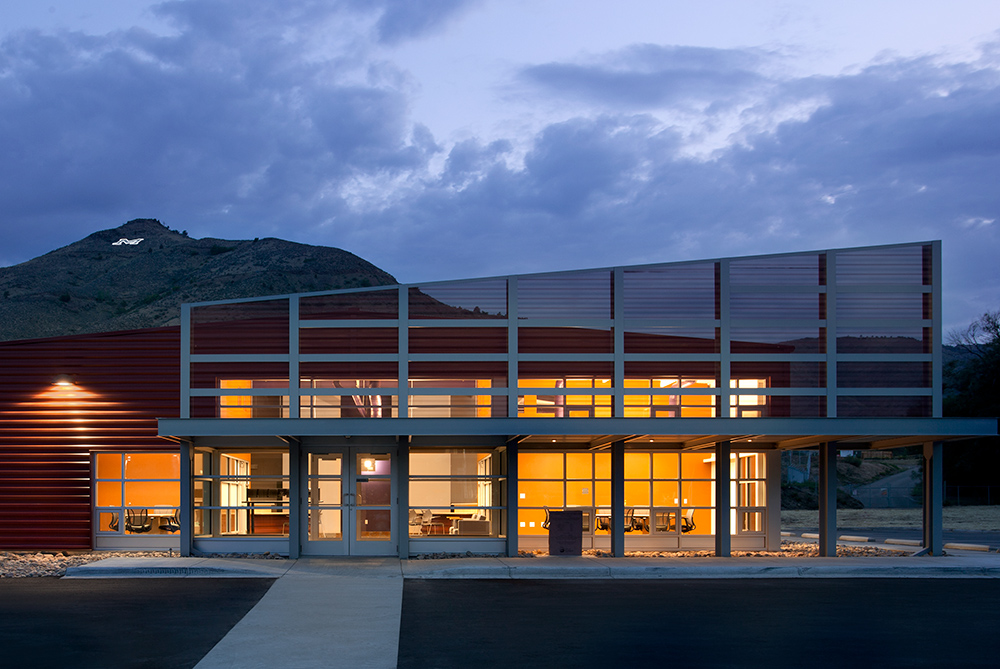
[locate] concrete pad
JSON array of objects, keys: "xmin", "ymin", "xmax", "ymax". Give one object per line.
[
  {"xmin": 65, "ymin": 557, "xmax": 294, "ymax": 579},
  {"xmin": 195, "ymin": 559, "xmax": 403, "ymax": 669}
]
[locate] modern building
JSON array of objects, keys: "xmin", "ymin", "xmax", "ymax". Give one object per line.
[{"xmin": 2, "ymin": 241, "xmax": 995, "ymax": 557}]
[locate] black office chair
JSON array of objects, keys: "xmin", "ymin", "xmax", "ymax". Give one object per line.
[
  {"xmin": 623, "ymin": 507, "xmax": 635, "ymax": 532},
  {"xmin": 125, "ymin": 508, "xmax": 152, "ymax": 534},
  {"xmin": 160, "ymin": 510, "xmax": 181, "ymax": 533},
  {"xmin": 542, "ymin": 506, "xmax": 551, "ymax": 530},
  {"xmin": 680, "ymin": 508, "xmax": 696, "ymax": 533},
  {"xmin": 108, "ymin": 512, "xmax": 119, "ymax": 532}
]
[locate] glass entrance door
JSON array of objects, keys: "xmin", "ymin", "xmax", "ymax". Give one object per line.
[{"xmin": 301, "ymin": 448, "xmax": 396, "ymax": 556}]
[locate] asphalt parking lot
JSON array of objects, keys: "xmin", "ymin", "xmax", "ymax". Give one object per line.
[
  {"xmin": 398, "ymin": 578, "xmax": 1000, "ymax": 668},
  {"xmin": 5, "ymin": 574, "xmax": 1000, "ymax": 668},
  {"xmin": 0, "ymin": 578, "xmax": 274, "ymax": 669}
]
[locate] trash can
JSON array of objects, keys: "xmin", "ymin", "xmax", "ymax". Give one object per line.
[{"xmin": 547, "ymin": 509, "xmax": 583, "ymax": 556}]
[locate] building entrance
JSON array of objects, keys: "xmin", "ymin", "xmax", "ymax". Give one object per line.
[{"xmin": 300, "ymin": 448, "xmax": 396, "ymax": 556}]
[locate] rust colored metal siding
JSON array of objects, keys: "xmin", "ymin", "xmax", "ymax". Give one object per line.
[{"xmin": 0, "ymin": 327, "xmax": 179, "ymax": 549}]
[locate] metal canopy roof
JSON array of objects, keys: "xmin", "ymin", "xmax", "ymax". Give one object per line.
[{"xmin": 159, "ymin": 416, "xmax": 997, "ymax": 450}]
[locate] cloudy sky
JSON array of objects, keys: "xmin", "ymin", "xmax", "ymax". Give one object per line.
[{"xmin": 1, "ymin": 0, "xmax": 999, "ymax": 331}]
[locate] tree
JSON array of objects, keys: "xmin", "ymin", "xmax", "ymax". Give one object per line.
[
  {"xmin": 945, "ymin": 310, "xmax": 1000, "ymax": 418},
  {"xmin": 942, "ymin": 310, "xmax": 1000, "ymax": 492}
]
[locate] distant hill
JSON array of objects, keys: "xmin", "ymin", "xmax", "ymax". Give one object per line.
[{"xmin": 0, "ymin": 219, "xmax": 397, "ymax": 342}]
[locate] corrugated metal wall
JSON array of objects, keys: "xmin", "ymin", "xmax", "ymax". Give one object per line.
[{"xmin": 0, "ymin": 327, "xmax": 179, "ymax": 549}]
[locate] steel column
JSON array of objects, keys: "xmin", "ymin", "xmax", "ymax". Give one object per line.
[
  {"xmin": 818, "ymin": 442, "xmax": 838, "ymax": 557},
  {"xmin": 397, "ymin": 436, "xmax": 410, "ymax": 558},
  {"xmin": 505, "ymin": 442, "xmax": 518, "ymax": 557},
  {"xmin": 923, "ymin": 441, "xmax": 944, "ymax": 555},
  {"xmin": 714, "ymin": 440, "xmax": 731, "ymax": 557},
  {"xmin": 765, "ymin": 449, "xmax": 782, "ymax": 551},
  {"xmin": 287, "ymin": 438, "xmax": 301, "ymax": 558},
  {"xmin": 611, "ymin": 440, "xmax": 625, "ymax": 557},
  {"xmin": 180, "ymin": 440, "xmax": 192, "ymax": 556}
]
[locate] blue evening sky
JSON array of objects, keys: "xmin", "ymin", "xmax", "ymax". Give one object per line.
[{"xmin": 1, "ymin": 1, "xmax": 998, "ymax": 332}]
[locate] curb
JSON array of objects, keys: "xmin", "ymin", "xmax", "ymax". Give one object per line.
[
  {"xmin": 64, "ymin": 566, "xmax": 277, "ymax": 578},
  {"xmin": 944, "ymin": 542, "xmax": 991, "ymax": 553}
]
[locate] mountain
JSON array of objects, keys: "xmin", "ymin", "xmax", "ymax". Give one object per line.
[{"xmin": 0, "ymin": 219, "xmax": 397, "ymax": 342}]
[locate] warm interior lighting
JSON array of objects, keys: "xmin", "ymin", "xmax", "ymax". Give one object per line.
[
  {"xmin": 362, "ymin": 458, "xmax": 376, "ymax": 473},
  {"xmin": 53, "ymin": 374, "xmax": 75, "ymax": 386}
]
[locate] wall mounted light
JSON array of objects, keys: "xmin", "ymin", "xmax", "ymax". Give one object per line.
[
  {"xmin": 361, "ymin": 458, "xmax": 376, "ymax": 473},
  {"xmin": 53, "ymin": 374, "xmax": 75, "ymax": 386}
]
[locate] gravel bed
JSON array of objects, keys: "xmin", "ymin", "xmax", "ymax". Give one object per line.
[
  {"xmin": 0, "ymin": 550, "xmax": 286, "ymax": 578},
  {"xmin": 521, "ymin": 541, "xmax": 906, "ymax": 558},
  {"xmin": 2, "ymin": 542, "xmax": 904, "ymax": 577}
]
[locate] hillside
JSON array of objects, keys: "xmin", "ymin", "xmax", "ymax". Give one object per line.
[{"xmin": 0, "ymin": 219, "xmax": 397, "ymax": 341}]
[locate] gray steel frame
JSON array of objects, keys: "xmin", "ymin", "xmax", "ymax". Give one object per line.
[{"xmin": 164, "ymin": 241, "xmax": 997, "ymax": 559}]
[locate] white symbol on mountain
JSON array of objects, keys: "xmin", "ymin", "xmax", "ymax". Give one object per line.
[{"xmin": 112, "ymin": 238, "xmax": 144, "ymax": 246}]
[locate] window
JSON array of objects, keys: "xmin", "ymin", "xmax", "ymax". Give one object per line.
[
  {"xmin": 408, "ymin": 449, "xmax": 506, "ymax": 538},
  {"xmin": 94, "ymin": 453, "xmax": 180, "ymax": 536},
  {"xmin": 193, "ymin": 448, "xmax": 290, "ymax": 537},
  {"xmin": 518, "ymin": 452, "xmax": 610, "ymax": 535}
]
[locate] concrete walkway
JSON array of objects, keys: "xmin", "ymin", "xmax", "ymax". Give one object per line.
[
  {"xmin": 65, "ymin": 549, "xmax": 1000, "ymax": 669},
  {"xmin": 193, "ymin": 558, "xmax": 403, "ymax": 669}
]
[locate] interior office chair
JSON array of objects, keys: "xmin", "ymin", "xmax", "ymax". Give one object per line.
[
  {"xmin": 623, "ymin": 507, "xmax": 635, "ymax": 532},
  {"xmin": 125, "ymin": 508, "xmax": 152, "ymax": 534},
  {"xmin": 542, "ymin": 506, "xmax": 550, "ymax": 529},
  {"xmin": 160, "ymin": 510, "xmax": 181, "ymax": 533},
  {"xmin": 108, "ymin": 512, "xmax": 119, "ymax": 532},
  {"xmin": 421, "ymin": 509, "xmax": 443, "ymax": 535},
  {"xmin": 680, "ymin": 508, "xmax": 696, "ymax": 533}
]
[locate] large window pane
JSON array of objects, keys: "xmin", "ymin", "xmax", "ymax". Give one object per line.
[
  {"xmin": 517, "ymin": 271, "xmax": 611, "ymax": 319},
  {"xmin": 300, "ymin": 328, "xmax": 398, "ymax": 354},
  {"xmin": 836, "ymin": 245, "xmax": 927, "ymax": 285},
  {"xmin": 409, "ymin": 448, "xmax": 505, "ymax": 539},
  {"xmin": 191, "ymin": 299, "xmax": 289, "ymax": 354},
  {"xmin": 623, "ymin": 263, "xmax": 716, "ymax": 319},
  {"xmin": 193, "ymin": 449, "xmax": 290, "ymax": 538},
  {"xmin": 730, "ymin": 254, "xmax": 822, "ymax": 286},
  {"xmin": 409, "ymin": 327, "xmax": 507, "ymax": 354},
  {"xmin": 409, "ymin": 280, "xmax": 507, "ymax": 319},
  {"xmin": 299, "ymin": 290, "xmax": 398, "ymax": 319}
]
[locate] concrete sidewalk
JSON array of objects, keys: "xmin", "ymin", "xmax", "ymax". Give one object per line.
[{"xmin": 64, "ymin": 550, "xmax": 1000, "ymax": 669}]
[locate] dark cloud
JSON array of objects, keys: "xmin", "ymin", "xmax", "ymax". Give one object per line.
[
  {"xmin": 333, "ymin": 47, "xmax": 1000, "ymax": 331},
  {"xmin": 0, "ymin": 0, "xmax": 438, "ymax": 262},
  {"xmin": 519, "ymin": 44, "xmax": 771, "ymax": 108},
  {"xmin": 0, "ymin": 6, "xmax": 997, "ymax": 329}
]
